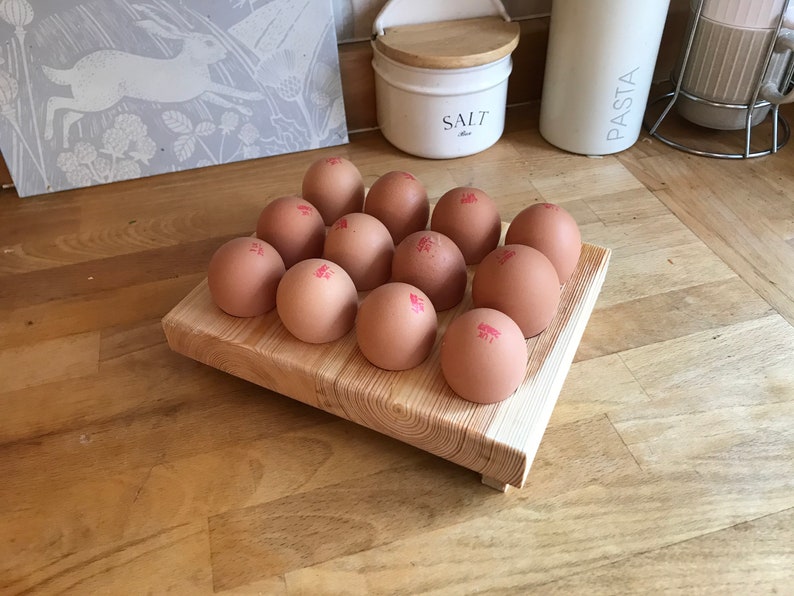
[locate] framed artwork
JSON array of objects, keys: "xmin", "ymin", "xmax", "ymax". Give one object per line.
[{"xmin": 0, "ymin": 0, "xmax": 348, "ymax": 197}]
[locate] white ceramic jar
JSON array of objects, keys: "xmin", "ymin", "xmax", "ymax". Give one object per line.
[
  {"xmin": 539, "ymin": 0, "xmax": 671, "ymax": 155},
  {"xmin": 371, "ymin": 0, "xmax": 520, "ymax": 159},
  {"xmin": 674, "ymin": 0, "xmax": 794, "ymax": 130}
]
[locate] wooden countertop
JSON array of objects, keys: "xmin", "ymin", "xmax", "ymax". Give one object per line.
[{"xmin": 1, "ymin": 103, "xmax": 793, "ymax": 594}]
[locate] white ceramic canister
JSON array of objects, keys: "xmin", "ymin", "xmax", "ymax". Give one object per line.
[
  {"xmin": 674, "ymin": 0, "xmax": 794, "ymax": 130},
  {"xmin": 696, "ymin": 0, "xmax": 788, "ymax": 29},
  {"xmin": 371, "ymin": 0, "xmax": 520, "ymax": 159},
  {"xmin": 539, "ymin": 0, "xmax": 671, "ymax": 155}
]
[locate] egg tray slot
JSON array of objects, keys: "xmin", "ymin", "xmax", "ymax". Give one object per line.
[{"xmin": 162, "ymin": 234, "xmax": 611, "ymax": 491}]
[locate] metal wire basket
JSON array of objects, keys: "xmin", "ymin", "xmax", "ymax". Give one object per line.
[{"xmin": 645, "ymin": 0, "xmax": 793, "ymax": 158}]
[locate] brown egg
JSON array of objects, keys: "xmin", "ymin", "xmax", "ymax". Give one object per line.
[
  {"xmin": 207, "ymin": 237, "xmax": 285, "ymax": 317},
  {"xmin": 363, "ymin": 171, "xmax": 429, "ymax": 244},
  {"xmin": 302, "ymin": 156, "xmax": 365, "ymax": 225},
  {"xmin": 430, "ymin": 186, "xmax": 501, "ymax": 265},
  {"xmin": 276, "ymin": 258, "xmax": 358, "ymax": 343},
  {"xmin": 391, "ymin": 230, "xmax": 467, "ymax": 311},
  {"xmin": 256, "ymin": 195, "xmax": 325, "ymax": 268},
  {"xmin": 356, "ymin": 282, "xmax": 437, "ymax": 370},
  {"xmin": 505, "ymin": 202, "xmax": 582, "ymax": 284},
  {"xmin": 440, "ymin": 308, "xmax": 528, "ymax": 404},
  {"xmin": 472, "ymin": 244, "xmax": 560, "ymax": 338},
  {"xmin": 323, "ymin": 213, "xmax": 394, "ymax": 291}
]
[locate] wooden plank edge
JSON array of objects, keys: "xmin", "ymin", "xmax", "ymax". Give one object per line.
[
  {"xmin": 479, "ymin": 244, "xmax": 612, "ymax": 488},
  {"xmin": 516, "ymin": 246, "xmax": 612, "ymax": 487}
]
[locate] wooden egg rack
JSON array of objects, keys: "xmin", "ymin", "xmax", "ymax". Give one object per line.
[{"xmin": 162, "ymin": 229, "xmax": 610, "ymax": 491}]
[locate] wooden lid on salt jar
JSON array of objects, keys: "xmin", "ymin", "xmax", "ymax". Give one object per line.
[{"xmin": 373, "ymin": 16, "xmax": 520, "ymax": 69}]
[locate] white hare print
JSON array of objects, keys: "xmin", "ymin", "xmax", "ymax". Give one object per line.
[
  {"xmin": 42, "ymin": 10, "xmax": 264, "ymax": 147},
  {"xmin": 0, "ymin": 0, "xmax": 347, "ymax": 197}
]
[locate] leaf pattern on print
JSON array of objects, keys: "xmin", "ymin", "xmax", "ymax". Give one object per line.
[
  {"xmin": 195, "ymin": 121, "xmax": 217, "ymax": 136},
  {"xmin": 173, "ymin": 135, "xmax": 196, "ymax": 162},
  {"xmin": 269, "ymin": 114, "xmax": 302, "ymax": 152},
  {"xmin": 162, "ymin": 111, "xmax": 194, "ymax": 135}
]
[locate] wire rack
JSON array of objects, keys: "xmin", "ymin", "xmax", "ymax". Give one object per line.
[{"xmin": 645, "ymin": 0, "xmax": 794, "ymax": 158}]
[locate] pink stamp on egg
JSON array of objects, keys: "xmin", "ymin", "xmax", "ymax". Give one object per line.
[
  {"xmin": 460, "ymin": 192, "xmax": 478, "ymax": 204},
  {"xmin": 314, "ymin": 264, "xmax": 334, "ymax": 279},
  {"xmin": 297, "ymin": 204, "xmax": 313, "ymax": 216},
  {"xmin": 334, "ymin": 218, "xmax": 348, "ymax": 230},
  {"xmin": 326, "ymin": 157, "xmax": 343, "ymax": 165},
  {"xmin": 497, "ymin": 249, "xmax": 516, "ymax": 265},
  {"xmin": 477, "ymin": 323, "xmax": 501, "ymax": 343},
  {"xmin": 409, "ymin": 293, "xmax": 425, "ymax": 313},
  {"xmin": 402, "ymin": 172, "xmax": 416, "ymax": 181},
  {"xmin": 249, "ymin": 242, "xmax": 265, "ymax": 256},
  {"xmin": 416, "ymin": 235, "xmax": 434, "ymax": 253}
]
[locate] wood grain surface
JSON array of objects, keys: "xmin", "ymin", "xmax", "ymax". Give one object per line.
[
  {"xmin": 1, "ymin": 103, "xmax": 793, "ymax": 594},
  {"xmin": 373, "ymin": 17, "xmax": 521, "ymax": 69}
]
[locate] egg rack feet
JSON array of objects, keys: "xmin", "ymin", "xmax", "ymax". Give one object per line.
[{"xmin": 481, "ymin": 475, "xmax": 510, "ymax": 492}]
